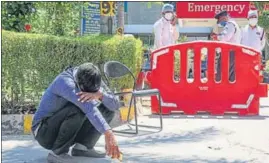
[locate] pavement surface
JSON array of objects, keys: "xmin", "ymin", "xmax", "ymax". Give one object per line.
[{"xmin": 2, "ymin": 94, "xmax": 269, "ymax": 163}]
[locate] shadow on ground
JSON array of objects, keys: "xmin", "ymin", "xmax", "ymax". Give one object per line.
[
  {"xmin": 117, "ymin": 126, "xmax": 220, "ymax": 146},
  {"xmin": 2, "ymin": 146, "xmax": 252, "ymax": 163},
  {"xmin": 123, "ymin": 154, "xmax": 253, "ymax": 163},
  {"xmin": 149, "ymin": 114, "xmax": 269, "ymax": 120},
  {"xmin": 2, "ymin": 127, "xmax": 225, "ymax": 163}
]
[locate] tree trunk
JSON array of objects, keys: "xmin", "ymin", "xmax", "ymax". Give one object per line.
[
  {"xmin": 116, "ymin": 2, "xmax": 124, "ymax": 34},
  {"xmin": 100, "ymin": 15, "xmax": 108, "ymax": 34},
  {"xmin": 265, "ymin": 39, "xmax": 269, "ymax": 60},
  {"xmin": 100, "ymin": 2, "xmax": 119, "ymax": 35}
]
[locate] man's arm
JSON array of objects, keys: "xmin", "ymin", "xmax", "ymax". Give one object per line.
[
  {"xmin": 51, "ymin": 75, "xmax": 110, "ymax": 134},
  {"xmin": 154, "ymin": 20, "xmax": 163, "ymax": 49},
  {"xmin": 240, "ymin": 27, "xmax": 244, "ymax": 44},
  {"xmin": 261, "ymin": 29, "xmax": 266, "ymax": 50},
  {"xmin": 172, "ymin": 25, "xmax": 179, "ymax": 43},
  {"xmin": 99, "ymin": 80, "xmax": 120, "ymax": 111},
  {"xmin": 171, "ymin": 15, "xmax": 179, "ymax": 43},
  {"xmin": 217, "ymin": 22, "xmax": 235, "ymax": 42}
]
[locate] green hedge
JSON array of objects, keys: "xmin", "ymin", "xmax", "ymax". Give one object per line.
[
  {"xmin": 266, "ymin": 60, "xmax": 269, "ymax": 73},
  {"xmin": 2, "ymin": 31, "xmax": 143, "ymax": 108}
]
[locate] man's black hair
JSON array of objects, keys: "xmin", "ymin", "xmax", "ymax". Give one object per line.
[{"xmin": 75, "ymin": 63, "xmax": 101, "ymax": 93}]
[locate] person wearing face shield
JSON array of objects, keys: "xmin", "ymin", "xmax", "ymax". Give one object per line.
[
  {"xmin": 211, "ymin": 11, "xmax": 241, "ymax": 82},
  {"xmin": 32, "ymin": 63, "xmax": 121, "ymax": 163},
  {"xmin": 241, "ymin": 10, "xmax": 266, "ymax": 53},
  {"xmin": 153, "ymin": 4, "xmax": 179, "ymax": 50}
]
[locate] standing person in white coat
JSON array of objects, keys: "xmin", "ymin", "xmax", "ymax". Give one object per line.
[
  {"xmin": 211, "ymin": 10, "xmax": 241, "ymax": 82},
  {"xmin": 241, "ymin": 10, "xmax": 267, "ymax": 82},
  {"xmin": 153, "ymin": 4, "xmax": 179, "ymax": 50},
  {"xmin": 241, "ymin": 10, "xmax": 266, "ymax": 53}
]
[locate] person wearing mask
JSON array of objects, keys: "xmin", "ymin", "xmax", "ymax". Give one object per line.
[
  {"xmin": 211, "ymin": 10, "xmax": 241, "ymax": 44},
  {"xmin": 32, "ymin": 63, "xmax": 121, "ymax": 163},
  {"xmin": 211, "ymin": 11, "xmax": 241, "ymax": 82},
  {"xmin": 241, "ymin": 10, "xmax": 267, "ymax": 82},
  {"xmin": 241, "ymin": 10, "xmax": 266, "ymax": 53},
  {"xmin": 153, "ymin": 4, "xmax": 179, "ymax": 50}
]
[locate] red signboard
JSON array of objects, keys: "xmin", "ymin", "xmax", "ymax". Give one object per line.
[{"xmin": 176, "ymin": 2, "xmax": 251, "ymax": 18}]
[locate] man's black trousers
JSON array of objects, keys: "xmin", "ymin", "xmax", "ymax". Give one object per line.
[{"xmin": 35, "ymin": 102, "xmax": 115, "ymax": 155}]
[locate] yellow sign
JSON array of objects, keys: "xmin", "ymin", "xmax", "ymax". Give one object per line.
[
  {"xmin": 116, "ymin": 27, "xmax": 123, "ymax": 35},
  {"xmin": 24, "ymin": 114, "xmax": 33, "ymax": 134},
  {"xmin": 119, "ymin": 89, "xmax": 134, "ymax": 122},
  {"xmin": 100, "ymin": 2, "xmax": 116, "ymax": 16}
]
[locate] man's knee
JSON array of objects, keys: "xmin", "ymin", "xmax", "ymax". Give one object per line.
[
  {"xmin": 106, "ymin": 110, "xmax": 115, "ymax": 123},
  {"xmin": 64, "ymin": 103, "xmax": 84, "ymax": 118},
  {"xmin": 98, "ymin": 104, "xmax": 115, "ymax": 123}
]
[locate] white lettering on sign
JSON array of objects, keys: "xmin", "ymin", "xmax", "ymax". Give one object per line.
[
  {"xmin": 199, "ymin": 86, "xmax": 208, "ymax": 91},
  {"xmin": 242, "ymin": 48, "xmax": 257, "ymax": 56},
  {"xmin": 188, "ymin": 3, "xmax": 246, "ymax": 14}
]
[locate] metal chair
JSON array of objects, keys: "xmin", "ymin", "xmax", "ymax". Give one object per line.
[{"xmin": 103, "ymin": 61, "xmax": 163, "ymax": 134}]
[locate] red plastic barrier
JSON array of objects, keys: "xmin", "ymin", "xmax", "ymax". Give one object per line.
[{"xmin": 146, "ymin": 41, "xmax": 268, "ymax": 116}]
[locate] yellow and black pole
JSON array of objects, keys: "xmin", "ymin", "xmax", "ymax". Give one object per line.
[
  {"xmin": 116, "ymin": 2, "xmax": 124, "ymax": 36},
  {"xmin": 100, "ymin": 1, "xmax": 116, "ymax": 35}
]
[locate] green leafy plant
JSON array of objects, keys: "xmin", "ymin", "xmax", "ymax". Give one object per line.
[
  {"xmin": 254, "ymin": 2, "xmax": 269, "ymax": 34},
  {"xmin": 29, "ymin": 2, "xmax": 86, "ymax": 36},
  {"xmin": 266, "ymin": 60, "xmax": 269, "ymax": 73},
  {"xmin": 1, "ymin": 1, "xmax": 36, "ymax": 32}
]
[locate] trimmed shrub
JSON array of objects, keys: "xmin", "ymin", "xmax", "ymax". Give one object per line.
[
  {"xmin": 265, "ymin": 60, "xmax": 269, "ymax": 73},
  {"xmin": 2, "ymin": 31, "xmax": 143, "ymax": 111}
]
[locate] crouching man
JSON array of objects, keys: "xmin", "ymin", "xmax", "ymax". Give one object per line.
[{"xmin": 31, "ymin": 63, "xmax": 121, "ymax": 163}]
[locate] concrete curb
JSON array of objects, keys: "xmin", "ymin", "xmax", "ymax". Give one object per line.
[
  {"xmin": 2, "ymin": 114, "xmax": 24, "ymax": 135},
  {"xmin": 2, "ymin": 111, "xmax": 124, "ymax": 135}
]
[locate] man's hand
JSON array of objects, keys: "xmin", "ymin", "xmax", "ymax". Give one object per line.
[
  {"xmin": 76, "ymin": 91, "xmax": 103, "ymax": 103},
  {"xmin": 171, "ymin": 14, "xmax": 177, "ymax": 26},
  {"xmin": 210, "ymin": 33, "xmax": 218, "ymax": 41},
  {"xmin": 105, "ymin": 130, "xmax": 121, "ymax": 160}
]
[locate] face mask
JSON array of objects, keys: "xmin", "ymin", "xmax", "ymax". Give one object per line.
[
  {"xmin": 217, "ymin": 21, "xmax": 227, "ymax": 28},
  {"xmin": 249, "ymin": 18, "xmax": 258, "ymax": 26},
  {"xmin": 164, "ymin": 13, "xmax": 173, "ymax": 21}
]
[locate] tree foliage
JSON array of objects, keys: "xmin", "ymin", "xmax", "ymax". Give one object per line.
[
  {"xmin": 29, "ymin": 2, "xmax": 85, "ymax": 36},
  {"xmin": 1, "ymin": 2, "xmax": 89, "ymax": 36},
  {"xmin": 255, "ymin": 2, "xmax": 269, "ymax": 33},
  {"xmin": 1, "ymin": 1, "xmax": 36, "ymax": 32}
]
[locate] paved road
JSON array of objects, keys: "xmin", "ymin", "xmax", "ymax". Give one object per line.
[{"xmin": 2, "ymin": 95, "xmax": 269, "ymax": 163}]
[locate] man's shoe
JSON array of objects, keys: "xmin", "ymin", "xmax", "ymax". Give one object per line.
[
  {"xmin": 71, "ymin": 148, "xmax": 106, "ymax": 158},
  {"xmin": 47, "ymin": 152, "xmax": 75, "ymax": 163}
]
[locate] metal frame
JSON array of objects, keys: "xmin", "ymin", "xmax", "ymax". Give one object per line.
[
  {"xmin": 103, "ymin": 61, "xmax": 163, "ymax": 135},
  {"xmin": 127, "ymin": 91, "xmax": 163, "ymax": 134},
  {"xmin": 112, "ymin": 90, "xmax": 163, "ymax": 135}
]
